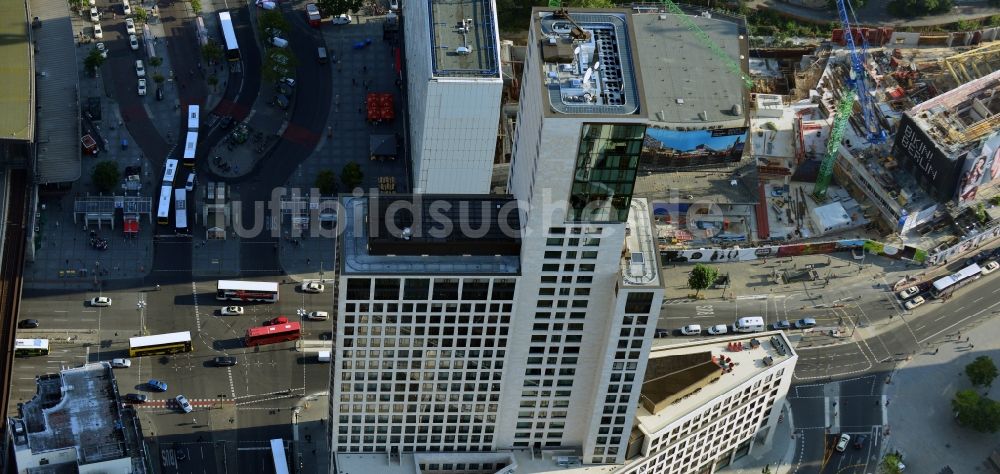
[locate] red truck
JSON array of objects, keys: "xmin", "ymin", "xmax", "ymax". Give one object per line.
[
  {"xmin": 306, "ymin": 3, "xmax": 321, "ymax": 27},
  {"xmin": 81, "ymin": 135, "xmax": 98, "ymax": 155}
]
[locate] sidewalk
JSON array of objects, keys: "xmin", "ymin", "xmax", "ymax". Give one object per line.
[
  {"xmin": 291, "ymin": 392, "xmax": 330, "ymax": 474},
  {"xmin": 719, "ymin": 401, "xmax": 798, "ymax": 474},
  {"xmin": 884, "ymin": 313, "xmax": 1000, "ymax": 473}
]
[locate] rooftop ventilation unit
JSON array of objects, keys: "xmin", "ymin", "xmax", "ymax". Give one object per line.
[{"xmin": 456, "ymin": 46, "xmax": 471, "ymax": 55}]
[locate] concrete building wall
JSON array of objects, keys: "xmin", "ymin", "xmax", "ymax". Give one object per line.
[{"xmin": 403, "ymin": 0, "xmax": 433, "ymax": 192}]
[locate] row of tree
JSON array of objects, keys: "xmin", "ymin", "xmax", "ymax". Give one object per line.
[{"xmin": 953, "ymin": 356, "xmax": 1000, "ymax": 432}]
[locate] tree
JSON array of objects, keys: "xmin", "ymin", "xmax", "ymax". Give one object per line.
[
  {"xmin": 566, "ymin": 0, "xmax": 615, "ymax": 7},
  {"xmin": 952, "ymin": 389, "xmax": 1000, "ymax": 433},
  {"xmin": 262, "ymin": 50, "xmax": 297, "ymax": 83},
  {"xmin": 341, "ymin": 162, "xmax": 364, "ymax": 191},
  {"xmin": 207, "ymin": 75, "xmax": 219, "ymax": 92},
  {"xmin": 67, "ymin": 0, "xmax": 86, "ymax": 11},
  {"xmin": 688, "ymin": 264, "xmax": 719, "ymax": 298},
  {"xmin": 880, "ymin": 452, "xmax": 904, "ymax": 474},
  {"xmin": 190, "ymin": 0, "xmax": 202, "ymax": 14},
  {"xmin": 202, "ymin": 42, "xmax": 223, "ymax": 65},
  {"xmin": 259, "ymin": 10, "xmax": 290, "ymax": 36},
  {"xmin": 84, "ymin": 47, "xmax": 105, "ymax": 75},
  {"xmin": 315, "ymin": 170, "xmax": 338, "ymax": 195},
  {"xmin": 966, "ymin": 355, "xmax": 999, "ymax": 388},
  {"xmin": 133, "ymin": 5, "xmax": 148, "ymax": 24},
  {"xmin": 153, "ymin": 73, "xmax": 165, "ymax": 84},
  {"xmin": 92, "ymin": 161, "xmax": 120, "ymax": 193},
  {"xmin": 149, "ymin": 56, "xmax": 163, "ymax": 67},
  {"xmin": 316, "ymin": 0, "xmax": 363, "ymax": 17}
]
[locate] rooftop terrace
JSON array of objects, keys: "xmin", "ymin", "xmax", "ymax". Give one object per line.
[{"xmin": 429, "ymin": 0, "xmax": 500, "ymax": 78}]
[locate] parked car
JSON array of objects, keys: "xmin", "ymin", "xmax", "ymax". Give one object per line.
[
  {"xmin": 680, "ymin": 324, "xmax": 702, "ymax": 336},
  {"xmin": 897, "ymin": 286, "xmax": 919, "ymax": 300},
  {"xmin": 903, "ymin": 295, "xmax": 925, "ymax": 310},
  {"xmin": 302, "ymin": 281, "xmax": 325, "ymax": 293},
  {"xmin": 835, "ymin": 433, "xmax": 851, "ymax": 452},
  {"xmin": 111, "ymin": 358, "xmax": 131, "ymax": 368},
  {"xmin": 90, "ymin": 296, "xmax": 112, "ymax": 307},
  {"xmin": 389, "ymin": 0, "xmax": 399, "ymax": 10},
  {"xmin": 772, "ymin": 320, "xmax": 792, "ymax": 330},
  {"xmin": 135, "ymin": 59, "xmax": 145, "ymax": 77},
  {"xmin": 129, "ymin": 34, "xmax": 139, "ymax": 50},
  {"xmin": 795, "ymin": 318, "xmax": 817, "ymax": 329},
  {"xmin": 220, "ymin": 306, "xmax": 244, "ymax": 316},
  {"xmin": 332, "ymin": 13, "xmax": 352, "ymax": 24},
  {"xmin": 654, "ymin": 328, "xmax": 670, "ymax": 338},
  {"xmin": 214, "ymin": 356, "xmax": 237, "ymax": 367},
  {"xmin": 18, "ymin": 319, "xmax": 39, "ymax": 329},
  {"xmin": 306, "ymin": 311, "xmax": 329, "ymax": 321},
  {"xmin": 853, "ymin": 434, "xmax": 868, "ymax": 449},
  {"xmin": 266, "ymin": 316, "xmax": 289, "ymax": 326},
  {"xmin": 93, "ymin": 23, "xmax": 103, "ymax": 39},
  {"xmin": 707, "ymin": 324, "xmax": 728, "ymax": 335},
  {"xmin": 123, "ymin": 393, "xmax": 147, "ymax": 403},
  {"xmin": 95, "ymin": 42, "xmax": 107, "ymax": 58},
  {"xmin": 280, "ymin": 77, "xmax": 296, "ymax": 88},
  {"xmin": 982, "ymin": 261, "xmax": 999, "ymax": 275},
  {"xmin": 156, "ymin": 87, "xmax": 164, "ymax": 101},
  {"xmin": 137, "ymin": 78, "xmax": 146, "ymax": 96},
  {"xmin": 147, "ymin": 379, "xmax": 168, "ymax": 392},
  {"xmin": 122, "ymin": 0, "xmax": 131, "ymax": 15},
  {"xmin": 175, "ymin": 395, "xmax": 193, "ymax": 413},
  {"xmin": 125, "ymin": 18, "xmax": 136, "ymax": 35},
  {"xmin": 90, "ymin": 6, "xmax": 100, "ymax": 22}
]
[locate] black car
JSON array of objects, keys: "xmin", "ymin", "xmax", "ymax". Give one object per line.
[
  {"xmin": 155, "ymin": 87, "xmax": 163, "ymax": 101},
  {"xmin": 853, "ymin": 434, "xmax": 868, "ymax": 449},
  {"xmin": 214, "ymin": 356, "xmax": 237, "ymax": 367},
  {"xmin": 123, "ymin": 393, "xmax": 147, "ymax": 403},
  {"xmin": 18, "ymin": 319, "xmax": 38, "ymax": 329}
]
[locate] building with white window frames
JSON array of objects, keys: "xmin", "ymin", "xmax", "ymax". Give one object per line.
[{"xmin": 404, "ymin": 0, "xmax": 503, "ymax": 194}]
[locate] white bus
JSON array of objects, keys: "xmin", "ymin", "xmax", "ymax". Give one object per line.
[
  {"xmin": 219, "ymin": 12, "xmax": 240, "ymax": 61},
  {"xmin": 216, "ymin": 280, "xmax": 279, "ymax": 303},
  {"xmin": 183, "ymin": 131, "xmax": 198, "ymax": 167},
  {"xmin": 14, "ymin": 339, "xmax": 49, "ymax": 357},
  {"xmin": 129, "ymin": 331, "xmax": 193, "ymax": 357},
  {"xmin": 174, "ymin": 188, "xmax": 188, "ymax": 232},
  {"xmin": 163, "ymin": 158, "xmax": 179, "ymax": 186},
  {"xmin": 187, "ymin": 105, "xmax": 200, "ymax": 132},
  {"xmin": 930, "ymin": 263, "xmax": 982, "ymax": 298},
  {"xmin": 270, "ymin": 439, "xmax": 289, "ymax": 474},
  {"xmin": 157, "ymin": 184, "xmax": 173, "ymax": 225}
]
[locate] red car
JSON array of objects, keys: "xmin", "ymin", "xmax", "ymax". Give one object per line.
[{"xmin": 265, "ymin": 316, "xmax": 289, "ymax": 326}]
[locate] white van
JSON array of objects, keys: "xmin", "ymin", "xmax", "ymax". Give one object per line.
[
  {"xmin": 734, "ymin": 316, "xmax": 765, "ymax": 333},
  {"xmin": 317, "ymin": 350, "xmax": 331, "ymax": 362}
]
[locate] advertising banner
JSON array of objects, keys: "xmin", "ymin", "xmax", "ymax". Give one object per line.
[
  {"xmin": 957, "ymin": 132, "xmax": 1000, "ymax": 205},
  {"xmin": 642, "ymin": 127, "xmax": 748, "ymax": 169}
]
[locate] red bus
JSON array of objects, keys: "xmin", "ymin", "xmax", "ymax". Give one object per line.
[{"xmin": 245, "ymin": 322, "xmax": 301, "ymax": 347}]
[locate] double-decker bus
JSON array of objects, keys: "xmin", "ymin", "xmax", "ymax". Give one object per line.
[
  {"xmin": 245, "ymin": 322, "xmax": 301, "ymax": 347},
  {"xmin": 187, "ymin": 105, "xmax": 200, "ymax": 132},
  {"xmin": 183, "ymin": 131, "xmax": 198, "ymax": 167},
  {"xmin": 162, "ymin": 158, "xmax": 179, "ymax": 186},
  {"xmin": 157, "ymin": 184, "xmax": 173, "ymax": 225},
  {"xmin": 14, "ymin": 339, "xmax": 49, "ymax": 357},
  {"xmin": 219, "ymin": 12, "xmax": 240, "ymax": 61},
  {"xmin": 129, "ymin": 331, "xmax": 193, "ymax": 357},
  {"xmin": 216, "ymin": 280, "xmax": 279, "ymax": 303},
  {"xmin": 270, "ymin": 439, "xmax": 290, "ymax": 474},
  {"xmin": 930, "ymin": 263, "xmax": 982, "ymax": 298},
  {"xmin": 174, "ymin": 188, "xmax": 188, "ymax": 233}
]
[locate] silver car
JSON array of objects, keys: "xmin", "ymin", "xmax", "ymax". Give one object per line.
[{"xmin": 175, "ymin": 395, "xmax": 193, "ymax": 413}]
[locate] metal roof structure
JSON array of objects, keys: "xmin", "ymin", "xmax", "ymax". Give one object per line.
[
  {"xmin": 0, "ymin": 0, "xmax": 33, "ymax": 141},
  {"xmin": 428, "ymin": 0, "xmax": 500, "ymax": 78},
  {"xmin": 30, "ymin": 0, "xmax": 82, "ymax": 182}
]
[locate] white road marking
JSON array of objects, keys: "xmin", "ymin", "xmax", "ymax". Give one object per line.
[
  {"xmin": 192, "ymin": 282, "xmax": 202, "ymax": 332},
  {"xmin": 53, "ymin": 310, "xmax": 67, "ymax": 313},
  {"xmin": 974, "ymin": 297, "xmax": 984, "ymax": 303}
]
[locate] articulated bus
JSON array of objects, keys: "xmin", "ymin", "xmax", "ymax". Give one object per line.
[
  {"xmin": 163, "ymin": 158, "xmax": 179, "ymax": 186},
  {"xmin": 216, "ymin": 280, "xmax": 279, "ymax": 303},
  {"xmin": 187, "ymin": 105, "xmax": 200, "ymax": 132},
  {"xmin": 245, "ymin": 322, "xmax": 301, "ymax": 347},
  {"xmin": 14, "ymin": 339, "xmax": 49, "ymax": 357},
  {"xmin": 219, "ymin": 11, "xmax": 240, "ymax": 61},
  {"xmin": 174, "ymin": 188, "xmax": 188, "ymax": 233},
  {"xmin": 129, "ymin": 331, "xmax": 193, "ymax": 357},
  {"xmin": 270, "ymin": 439, "xmax": 290, "ymax": 474},
  {"xmin": 157, "ymin": 184, "xmax": 173, "ymax": 225},
  {"xmin": 930, "ymin": 263, "xmax": 982, "ymax": 298},
  {"xmin": 183, "ymin": 131, "xmax": 198, "ymax": 167}
]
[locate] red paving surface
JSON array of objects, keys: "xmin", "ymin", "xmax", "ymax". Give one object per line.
[
  {"xmin": 211, "ymin": 98, "xmax": 252, "ymax": 121},
  {"xmin": 282, "ymin": 122, "xmax": 320, "ymax": 148},
  {"xmin": 755, "ymin": 182, "xmax": 770, "ymax": 240}
]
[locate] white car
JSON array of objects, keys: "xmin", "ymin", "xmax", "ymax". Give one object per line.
[
  {"xmin": 135, "ymin": 59, "xmax": 145, "ymax": 77},
  {"xmin": 389, "ymin": 0, "xmax": 399, "ymax": 10},
  {"xmin": 90, "ymin": 6, "xmax": 100, "ymax": 22},
  {"xmin": 95, "ymin": 42, "xmax": 107, "ymax": 58},
  {"xmin": 125, "ymin": 18, "xmax": 136, "ymax": 35},
  {"xmin": 220, "ymin": 306, "xmax": 244, "ymax": 316},
  {"xmin": 175, "ymin": 395, "xmax": 193, "ymax": 413},
  {"xmin": 302, "ymin": 281, "xmax": 325, "ymax": 293},
  {"xmin": 111, "ymin": 358, "xmax": 131, "ymax": 368},
  {"xmin": 835, "ymin": 433, "xmax": 851, "ymax": 452},
  {"xmin": 332, "ymin": 13, "xmax": 351, "ymax": 24},
  {"xmin": 129, "ymin": 35, "xmax": 139, "ymax": 51},
  {"xmin": 93, "ymin": 23, "xmax": 103, "ymax": 39},
  {"xmin": 306, "ymin": 311, "xmax": 329, "ymax": 321},
  {"xmin": 707, "ymin": 324, "xmax": 728, "ymax": 335},
  {"xmin": 90, "ymin": 296, "xmax": 112, "ymax": 307},
  {"xmin": 897, "ymin": 286, "xmax": 919, "ymax": 300},
  {"xmin": 137, "ymin": 78, "xmax": 147, "ymax": 96},
  {"xmin": 122, "ymin": 0, "xmax": 131, "ymax": 15},
  {"xmin": 982, "ymin": 261, "xmax": 999, "ymax": 275},
  {"xmin": 680, "ymin": 324, "xmax": 702, "ymax": 336},
  {"xmin": 903, "ymin": 295, "xmax": 925, "ymax": 310}
]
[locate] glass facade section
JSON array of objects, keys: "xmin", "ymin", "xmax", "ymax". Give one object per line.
[{"xmin": 568, "ymin": 123, "xmax": 645, "ymax": 223}]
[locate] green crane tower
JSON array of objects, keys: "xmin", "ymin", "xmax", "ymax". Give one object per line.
[{"xmin": 813, "ymin": 90, "xmax": 856, "ymax": 201}]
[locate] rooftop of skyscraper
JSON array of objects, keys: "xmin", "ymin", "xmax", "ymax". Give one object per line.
[
  {"xmin": 339, "ymin": 195, "xmax": 522, "ymax": 275},
  {"xmin": 428, "ymin": 0, "xmax": 501, "ymax": 78}
]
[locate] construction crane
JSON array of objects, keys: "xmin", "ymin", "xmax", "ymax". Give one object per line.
[
  {"xmin": 813, "ymin": 89, "xmax": 856, "ymax": 200},
  {"xmin": 835, "ymin": 0, "xmax": 886, "ymax": 144}
]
